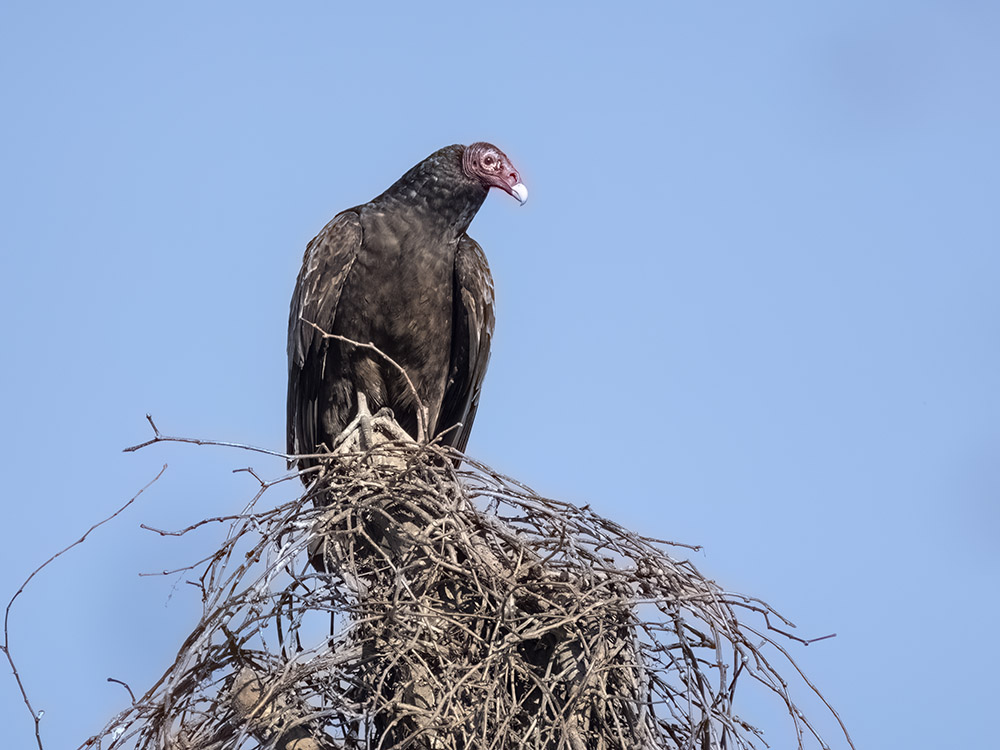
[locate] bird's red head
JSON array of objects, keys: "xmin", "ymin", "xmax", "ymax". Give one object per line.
[{"xmin": 462, "ymin": 142, "xmax": 528, "ymax": 205}]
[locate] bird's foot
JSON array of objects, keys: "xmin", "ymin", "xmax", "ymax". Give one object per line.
[
  {"xmin": 369, "ymin": 407, "xmax": 415, "ymax": 443},
  {"xmin": 334, "ymin": 393, "xmax": 416, "ymax": 456}
]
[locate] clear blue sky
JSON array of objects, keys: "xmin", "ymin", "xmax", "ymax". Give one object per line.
[{"xmin": 2, "ymin": 2, "xmax": 997, "ymax": 748}]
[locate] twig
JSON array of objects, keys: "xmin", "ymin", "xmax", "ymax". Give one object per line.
[
  {"xmin": 140, "ymin": 515, "xmax": 255, "ymax": 537},
  {"xmin": 2, "ymin": 466, "xmax": 167, "ymax": 750},
  {"xmin": 107, "ymin": 678, "xmax": 137, "ymax": 704},
  {"xmin": 234, "ymin": 467, "xmax": 268, "ymax": 487},
  {"xmin": 123, "ymin": 414, "xmax": 289, "ymax": 458}
]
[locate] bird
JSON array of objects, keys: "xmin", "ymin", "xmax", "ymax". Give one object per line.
[{"xmin": 287, "ymin": 142, "xmax": 526, "ymax": 473}]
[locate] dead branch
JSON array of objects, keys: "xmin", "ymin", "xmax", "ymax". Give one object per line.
[
  {"xmin": 73, "ymin": 424, "xmax": 853, "ymax": 750},
  {"xmin": 123, "ymin": 414, "xmax": 290, "ymax": 458},
  {"xmin": 3, "ymin": 466, "xmax": 167, "ymax": 750}
]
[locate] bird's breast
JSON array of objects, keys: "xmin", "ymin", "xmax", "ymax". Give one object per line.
[{"xmin": 333, "ymin": 209, "xmax": 457, "ymax": 426}]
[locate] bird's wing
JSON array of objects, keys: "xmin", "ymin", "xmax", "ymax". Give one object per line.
[
  {"xmin": 287, "ymin": 210, "xmax": 363, "ymax": 460},
  {"xmin": 440, "ymin": 234, "xmax": 496, "ymax": 454}
]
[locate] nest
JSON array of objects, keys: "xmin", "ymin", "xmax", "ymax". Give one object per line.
[{"xmin": 89, "ymin": 436, "xmax": 851, "ymax": 750}]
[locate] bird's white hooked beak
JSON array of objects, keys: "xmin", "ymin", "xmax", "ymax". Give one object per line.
[{"xmin": 510, "ymin": 182, "xmax": 528, "ymax": 206}]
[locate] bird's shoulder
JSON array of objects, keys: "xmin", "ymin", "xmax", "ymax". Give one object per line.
[
  {"xmin": 288, "ymin": 209, "xmax": 364, "ymax": 367},
  {"xmin": 301, "ymin": 209, "xmax": 364, "ymax": 278},
  {"xmin": 455, "ymin": 234, "xmax": 495, "ymax": 310}
]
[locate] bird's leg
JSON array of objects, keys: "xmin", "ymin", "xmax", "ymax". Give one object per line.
[
  {"xmin": 355, "ymin": 391, "xmax": 375, "ymax": 450},
  {"xmin": 332, "ymin": 391, "xmax": 376, "ymax": 454}
]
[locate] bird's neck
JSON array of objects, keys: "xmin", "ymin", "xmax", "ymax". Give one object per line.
[{"xmin": 372, "ymin": 170, "xmax": 488, "ymax": 238}]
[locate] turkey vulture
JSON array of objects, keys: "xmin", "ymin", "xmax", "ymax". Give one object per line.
[{"xmin": 287, "ymin": 142, "xmax": 526, "ymax": 472}]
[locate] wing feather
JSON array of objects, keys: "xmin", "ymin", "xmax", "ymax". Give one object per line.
[
  {"xmin": 439, "ymin": 234, "xmax": 495, "ymax": 454},
  {"xmin": 287, "ymin": 210, "xmax": 363, "ymax": 462}
]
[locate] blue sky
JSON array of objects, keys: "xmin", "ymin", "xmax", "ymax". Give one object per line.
[{"xmin": 2, "ymin": 2, "xmax": 998, "ymax": 747}]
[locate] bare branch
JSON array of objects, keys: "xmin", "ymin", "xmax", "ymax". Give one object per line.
[
  {"xmin": 107, "ymin": 678, "xmax": 137, "ymax": 705},
  {"xmin": 3, "ymin": 466, "xmax": 167, "ymax": 750},
  {"xmin": 123, "ymin": 414, "xmax": 289, "ymax": 458}
]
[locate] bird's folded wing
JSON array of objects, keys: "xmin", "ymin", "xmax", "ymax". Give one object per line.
[
  {"xmin": 440, "ymin": 234, "xmax": 496, "ymax": 454},
  {"xmin": 287, "ymin": 210, "xmax": 363, "ymax": 459}
]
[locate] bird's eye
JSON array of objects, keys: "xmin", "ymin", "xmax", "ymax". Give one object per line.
[{"xmin": 483, "ymin": 155, "xmax": 495, "ymax": 168}]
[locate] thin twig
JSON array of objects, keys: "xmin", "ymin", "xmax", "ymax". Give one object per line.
[
  {"xmin": 123, "ymin": 414, "xmax": 289, "ymax": 458},
  {"xmin": 107, "ymin": 678, "xmax": 137, "ymax": 704},
  {"xmin": 3, "ymin": 466, "xmax": 167, "ymax": 750}
]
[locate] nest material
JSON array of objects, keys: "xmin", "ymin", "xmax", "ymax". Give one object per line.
[{"xmin": 90, "ymin": 437, "xmax": 850, "ymax": 750}]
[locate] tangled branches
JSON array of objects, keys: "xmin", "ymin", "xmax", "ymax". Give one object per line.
[{"xmin": 86, "ymin": 434, "xmax": 852, "ymax": 750}]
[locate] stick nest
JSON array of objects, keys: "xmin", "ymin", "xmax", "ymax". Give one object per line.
[{"xmin": 89, "ymin": 441, "xmax": 850, "ymax": 750}]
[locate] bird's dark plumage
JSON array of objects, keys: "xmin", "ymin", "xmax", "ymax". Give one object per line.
[{"xmin": 287, "ymin": 143, "xmax": 525, "ymax": 471}]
